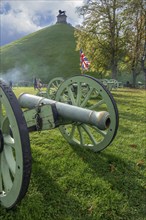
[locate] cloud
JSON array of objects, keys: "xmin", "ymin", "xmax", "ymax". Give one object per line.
[
  {"xmin": 0, "ymin": 2, "xmax": 11, "ymax": 14},
  {"xmin": 0, "ymin": 0, "xmax": 84, "ymax": 46}
]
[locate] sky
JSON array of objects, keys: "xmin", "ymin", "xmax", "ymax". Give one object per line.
[{"xmin": 0, "ymin": 0, "xmax": 86, "ymax": 46}]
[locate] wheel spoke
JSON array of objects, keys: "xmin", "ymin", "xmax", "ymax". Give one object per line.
[
  {"xmin": 60, "ymin": 93, "xmax": 69, "ymax": 102},
  {"xmin": 88, "ymin": 124, "xmax": 107, "ymax": 137},
  {"xmin": 89, "ymin": 99, "xmax": 105, "ymax": 110},
  {"xmin": 81, "ymin": 124, "xmax": 97, "ymax": 146},
  {"xmin": 3, "ymin": 134, "xmax": 15, "ymax": 147},
  {"xmin": 4, "ymin": 145, "xmax": 16, "ymax": 175},
  {"xmin": 56, "ymin": 81, "xmax": 60, "ymax": 87},
  {"xmin": 76, "ymin": 83, "xmax": 82, "ymax": 106},
  {"xmin": 80, "ymin": 87, "xmax": 94, "ymax": 107},
  {"xmin": 77, "ymin": 125, "xmax": 84, "ymax": 146},
  {"xmin": 69, "ymin": 125, "xmax": 76, "ymax": 139},
  {"xmin": 67, "ymin": 86, "xmax": 76, "ymax": 105},
  {"xmin": 1, "ymin": 152, "xmax": 13, "ymax": 193},
  {"xmin": 52, "ymin": 82, "xmax": 58, "ymax": 90}
]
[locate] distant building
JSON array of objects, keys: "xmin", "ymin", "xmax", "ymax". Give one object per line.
[{"xmin": 56, "ymin": 10, "xmax": 67, "ymax": 24}]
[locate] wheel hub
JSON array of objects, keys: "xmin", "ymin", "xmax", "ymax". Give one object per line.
[{"xmin": 0, "ymin": 129, "xmax": 4, "ymax": 153}]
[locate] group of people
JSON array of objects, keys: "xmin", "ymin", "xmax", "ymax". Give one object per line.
[{"xmin": 34, "ymin": 78, "xmax": 42, "ymax": 91}]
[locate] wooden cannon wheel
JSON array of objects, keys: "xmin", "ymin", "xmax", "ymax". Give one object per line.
[
  {"xmin": 0, "ymin": 81, "xmax": 31, "ymax": 209},
  {"xmin": 56, "ymin": 75, "xmax": 119, "ymax": 152},
  {"xmin": 47, "ymin": 77, "xmax": 64, "ymax": 99}
]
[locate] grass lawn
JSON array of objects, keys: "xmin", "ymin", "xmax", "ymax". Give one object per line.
[{"xmin": 0, "ymin": 87, "xmax": 146, "ymax": 220}]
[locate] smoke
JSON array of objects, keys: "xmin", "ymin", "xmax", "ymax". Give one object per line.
[{"xmin": 0, "ymin": 65, "xmax": 31, "ymax": 85}]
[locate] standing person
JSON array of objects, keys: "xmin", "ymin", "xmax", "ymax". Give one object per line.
[
  {"xmin": 37, "ymin": 78, "xmax": 42, "ymax": 91},
  {"xmin": 34, "ymin": 77, "xmax": 37, "ymax": 90},
  {"xmin": 9, "ymin": 80, "xmax": 12, "ymax": 88}
]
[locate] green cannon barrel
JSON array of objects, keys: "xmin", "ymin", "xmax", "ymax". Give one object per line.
[{"xmin": 18, "ymin": 93, "xmax": 110, "ymax": 130}]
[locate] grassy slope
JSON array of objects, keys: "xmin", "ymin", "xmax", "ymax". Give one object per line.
[
  {"xmin": 0, "ymin": 23, "xmax": 145, "ymax": 85},
  {"xmin": 0, "ymin": 24, "xmax": 80, "ymax": 82},
  {"xmin": 0, "ymin": 87, "xmax": 145, "ymax": 220}
]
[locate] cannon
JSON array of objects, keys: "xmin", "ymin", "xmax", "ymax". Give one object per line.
[
  {"xmin": 0, "ymin": 75, "xmax": 119, "ymax": 209},
  {"xmin": 37, "ymin": 77, "xmax": 64, "ymax": 99},
  {"xmin": 36, "ymin": 76, "xmax": 122, "ymax": 100}
]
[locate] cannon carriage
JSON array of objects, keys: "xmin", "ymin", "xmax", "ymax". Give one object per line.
[{"xmin": 0, "ymin": 75, "xmax": 119, "ymax": 209}]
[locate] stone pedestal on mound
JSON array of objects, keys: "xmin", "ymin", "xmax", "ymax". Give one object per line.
[{"xmin": 56, "ymin": 14, "xmax": 67, "ymax": 24}]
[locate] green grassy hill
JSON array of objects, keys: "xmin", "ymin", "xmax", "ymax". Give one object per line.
[{"xmin": 0, "ymin": 24, "xmax": 80, "ymax": 84}]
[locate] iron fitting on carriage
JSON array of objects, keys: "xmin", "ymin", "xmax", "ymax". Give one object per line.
[{"xmin": 18, "ymin": 93, "xmax": 110, "ymax": 130}]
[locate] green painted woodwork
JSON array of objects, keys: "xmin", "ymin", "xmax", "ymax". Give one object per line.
[
  {"xmin": 0, "ymin": 81, "xmax": 31, "ymax": 209},
  {"xmin": 24, "ymin": 105, "xmax": 56, "ymax": 130},
  {"xmin": 55, "ymin": 75, "xmax": 119, "ymax": 152},
  {"xmin": 47, "ymin": 77, "xmax": 64, "ymax": 99}
]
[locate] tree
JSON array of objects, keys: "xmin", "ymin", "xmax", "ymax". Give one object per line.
[
  {"xmin": 75, "ymin": 0, "xmax": 127, "ymax": 79},
  {"xmin": 124, "ymin": 0, "xmax": 145, "ymax": 87},
  {"xmin": 75, "ymin": 0, "xmax": 146, "ymax": 86},
  {"xmin": 141, "ymin": 0, "xmax": 146, "ymax": 88}
]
